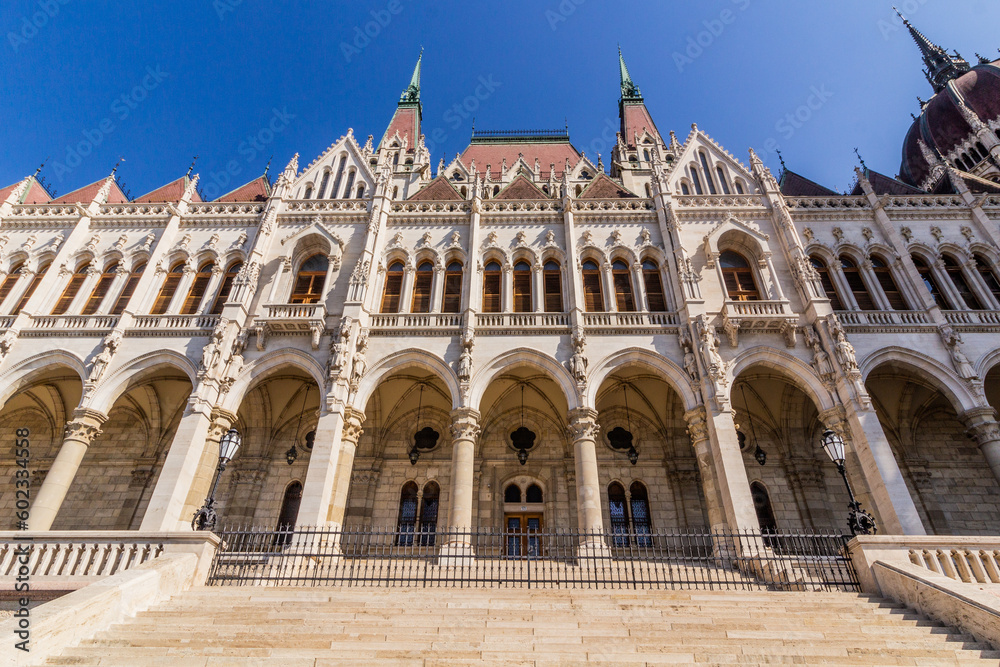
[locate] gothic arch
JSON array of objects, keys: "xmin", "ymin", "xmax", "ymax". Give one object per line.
[
  {"xmin": 220, "ymin": 349, "xmax": 327, "ymax": 414},
  {"xmin": 859, "ymin": 346, "xmax": 979, "ymax": 413},
  {"xmin": 354, "ymin": 349, "xmax": 459, "ymax": 412},
  {"xmin": 977, "ymin": 347, "xmax": 1000, "ymax": 379},
  {"xmin": 586, "ymin": 347, "xmax": 699, "ymax": 412},
  {"xmin": 87, "ymin": 351, "xmax": 197, "ymax": 415},
  {"xmin": 469, "ymin": 348, "xmax": 578, "ymax": 413},
  {"xmin": 0, "ymin": 351, "xmax": 86, "ymax": 408},
  {"xmin": 728, "ymin": 346, "xmax": 837, "ymax": 414}
]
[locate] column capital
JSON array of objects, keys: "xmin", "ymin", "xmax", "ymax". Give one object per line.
[
  {"xmin": 207, "ymin": 408, "xmax": 238, "ymax": 441},
  {"xmin": 961, "ymin": 407, "xmax": 1000, "ymax": 446},
  {"xmin": 567, "ymin": 407, "xmax": 599, "ymax": 441},
  {"xmin": 64, "ymin": 409, "xmax": 107, "ymax": 442},
  {"xmin": 342, "ymin": 406, "xmax": 366, "ymax": 445},
  {"xmin": 450, "ymin": 407, "xmax": 481, "ymax": 441},
  {"xmin": 683, "ymin": 406, "xmax": 709, "ymax": 444}
]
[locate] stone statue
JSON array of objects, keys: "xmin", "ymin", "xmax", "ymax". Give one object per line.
[
  {"xmin": 458, "ymin": 346, "xmax": 473, "ymax": 382},
  {"xmin": 88, "ymin": 346, "xmax": 113, "ymax": 383},
  {"xmin": 569, "ymin": 331, "xmax": 588, "ymax": 384},
  {"xmin": 350, "ymin": 332, "xmax": 369, "ymax": 386},
  {"xmin": 940, "ymin": 324, "xmax": 976, "ymax": 379},
  {"xmin": 199, "ymin": 330, "xmax": 223, "ymax": 375},
  {"xmin": 804, "ymin": 325, "xmax": 834, "ymax": 381}
]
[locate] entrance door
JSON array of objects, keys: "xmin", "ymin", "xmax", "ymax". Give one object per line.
[
  {"xmin": 274, "ymin": 481, "xmax": 303, "ymax": 547},
  {"xmin": 504, "ymin": 513, "xmax": 542, "ymax": 557}
]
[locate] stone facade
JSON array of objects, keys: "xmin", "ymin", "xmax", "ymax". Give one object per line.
[{"xmin": 2, "ymin": 44, "xmax": 1000, "ymax": 541}]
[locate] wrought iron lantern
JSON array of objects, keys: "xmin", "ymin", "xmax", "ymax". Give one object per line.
[
  {"xmin": 820, "ymin": 429, "xmax": 877, "ymax": 535},
  {"xmin": 408, "ymin": 384, "xmax": 439, "ymax": 465},
  {"xmin": 739, "ymin": 384, "xmax": 767, "ymax": 466},
  {"xmin": 285, "ymin": 385, "xmax": 312, "ymax": 466},
  {"xmin": 192, "ymin": 427, "xmax": 242, "ymax": 531},
  {"xmin": 510, "ymin": 383, "xmax": 535, "ymax": 465}
]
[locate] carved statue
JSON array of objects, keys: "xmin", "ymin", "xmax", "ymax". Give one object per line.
[
  {"xmin": 940, "ymin": 324, "xmax": 976, "ymax": 379},
  {"xmin": 678, "ymin": 328, "xmax": 699, "ymax": 382},
  {"xmin": 569, "ymin": 331, "xmax": 588, "ymax": 384},
  {"xmin": 827, "ymin": 315, "xmax": 858, "ymax": 373},
  {"xmin": 199, "ymin": 330, "xmax": 223, "ymax": 375},
  {"xmin": 457, "ymin": 347, "xmax": 473, "ymax": 382},
  {"xmin": 350, "ymin": 332, "xmax": 369, "ymax": 386},
  {"xmin": 699, "ymin": 321, "xmax": 725, "ymax": 376},
  {"xmin": 87, "ymin": 346, "xmax": 113, "ymax": 383},
  {"xmin": 804, "ymin": 325, "xmax": 834, "ymax": 381}
]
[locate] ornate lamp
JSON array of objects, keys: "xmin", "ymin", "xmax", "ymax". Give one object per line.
[
  {"xmin": 820, "ymin": 429, "xmax": 877, "ymax": 535},
  {"xmin": 192, "ymin": 427, "xmax": 242, "ymax": 531},
  {"xmin": 408, "ymin": 384, "xmax": 439, "ymax": 465},
  {"xmin": 739, "ymin": 384, "xmax": 767, "ymax": 466},
  {"xmin": 510, "ymin": 383, "xmax": 535, "ymax": 465},
  {"xmin": 285, "ymin": 385, "xmax": 311, "ymax": 466},
  {"xmin": 622, "ymin": 382, "xmax": 638, "ymax": 466}
]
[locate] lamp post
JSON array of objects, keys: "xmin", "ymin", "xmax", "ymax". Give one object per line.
[
  {"xmin": 192, "ymin": 427, "xmax": 242, "ymax": 531},
  {"xmin": 820, "ymin": 429, "xmax": 877, "ymax": 535}
]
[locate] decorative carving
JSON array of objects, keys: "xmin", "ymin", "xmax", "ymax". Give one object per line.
[
  {"xmin": 568, "ymin": 329, "xmax": 588, "ymax": 385},
  {"xmin": 939, "ymin": 324, "xmax": 977, "ymax": 379},
  {"xmin": 457, "ymin": 330, "xmax": 474, "ymax": 382},
  {"xmin": 567, "ymin": 409, "xmax": 599, "ymax": 442},
  {"xmin": 449, "ymin": 230, "xmax": 462, "ymax": 248},
  {"xmin": 930, "ymin": 226, "xmax": 943, "ymax": 243},
  {"xmin": 86, "ymin": 330, "xmax": 122, "ymax": 384},
  {"xmin": 350, "ymin": 330, "xmax": 369, "ymax": 388},
  {"xmin": 804, "ymin": 325, "xmax": 835, "ymax": 384},
  {"xmin": 861, "ymin": 227, "xmax": 873, "ymax": 243},
  {"xmin": 450, "ymin": 410, "xmax": 481, "ymax": 442},
  {"xmin": 198, "ymin": 329, "xmax": 224, "ymax": 377},
  {"xmin": 328, "ymin": 316, "xmax": 352, "ymax": 381},
  {"xmin": 827, "ymin": 313, "xmax": 858, "ymax": 373},
  {"xmin": 640, "ymin": 228, "xmax": 651, "ymax": 246},
  {"xmin": 683, "ymin": 407, "xmax": 709, "ymax": 444},
  {"xmin": 698, "ymin": 316, "xmax": 727, "ymax": 389},
  {"xmin": 64, "ymin": 418, "xmax": 103, "ymax": 443},
  {"xmin": 544, "ymin": 229, "xmax": 557, "ymax": 247},
  {"xmin": 831, "ymin": 227, "xmax": 844, "ymax": 243},
  {"xmin": 678, "ymin": 328, "xmax": 699, "ymax": 382},
  {"xmin": 900, "ymin": 226, "xmax": 913, "ymax": 242}
]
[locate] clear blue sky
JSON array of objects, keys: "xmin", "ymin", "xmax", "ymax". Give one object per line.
[{"xmin": 2, "ymin": 1, "xmax": 998, "ymax": 199}]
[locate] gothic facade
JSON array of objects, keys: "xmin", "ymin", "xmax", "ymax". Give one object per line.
[{"xmin": 2, "ymin": 26, "xmax": 1000, "ymax": 543}]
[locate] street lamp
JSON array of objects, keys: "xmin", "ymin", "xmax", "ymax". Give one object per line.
[
  {"xmin": 192, "ymin": 427, "xmax": 242, "ymax": 531},
  {"xmin": 820, "ymin": 429, "xmax": 877, "ymax": 535}
]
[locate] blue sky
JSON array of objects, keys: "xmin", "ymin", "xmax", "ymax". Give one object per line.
[{"xmin": 2, "ymin": 1, "xmax": 998, "ymax": 199}]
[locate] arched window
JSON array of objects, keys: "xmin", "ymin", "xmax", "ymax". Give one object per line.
[
  {"xmin": 316, "ymin": 170, "xmax": 331, "ymax": 199},
  {"xmin": 504, "ymin": 484, "xmax": 522, "ymax": 503},
  {"xmin": 612, "ymin": 260, "xmax": 635, "ymax": 311},
  {"xmin": 690, "ymin": 169, "xmax": 704, "ymax": 195},
  {"xmin": 111, "ymin": 263, "xmax": 145, "ymax": 315},
  {"xmin": 839, "ymin": 256, "xmax": 875, "ymax": 310},
  {"xmin": 274, "ymin": 481, "xmax": 302, "ymax": 545},
  {"xmin": 734, "ymin": 180, "xmax": 745, "ymax": 194},
  {"xmin": 513, "ymin": 261, "xmax": 532, "ymax": 312},
  {"xmin": 680, "ymin": 183, "xmax": 691, "ymax": 195},
  {"xmin": 910, "ymin": 255, "xmax": 947, "ymax": 308},
  {"xmin": 396, "ymin": 481, "xmax": 419, "ymax": 546},
  {"xmin": 642, "ymin": 260, "xmax": 666, "ymax": 311},
  {"xmin": 482, "ymin": 261, "xmax": 502, "ymax": 313},
  {"xmin": 644, "ymin": 183, "xmax": 652, "ymax": 197},
  {"xmin": 342, "ymin": 169, "xmax": 356, "ymax": 200},
  {"xmin": 629, "ymin": 482, "xmax": 652, "ymax": 546},
  {"xmin": 582, "ymin": 260, "xmax": 604, "ymax": 312},
  {"xmin": 493, "ymin": 185, "xmax": 500, "ymax": 197},
  {"xmin": 442, "ymin": 261, "xmax": 463, "ymax": 313},
  {"xmin": 52, "ymin": 264, "xmax": 88, "ymax": 315},
  {"xmin": 717, "ymin": 166, "xmax": 731, "ymax": 194},
  {"xmin": 643, "ymin": 149, "xmax": 650, "ymax": 162},
  {"xmin": 411, "ymin": 261, "xmax": 433, "ymax": 313},
  {"xmin": 608, "ymin": 482, "xmax": 629, "ymax": 546},
  {"xmin": 418, "ymin": 481, "xmax": 439, "ymax": 545},
  {"xmin": 180, "ymin": 261, "xmax": 215, "ymax": 315},
  {"xmin": 974, "ymin": 254, "xmax": 1000, "ymax": 305},
  {"xmin": 210, "ymin": 261, "xmax": 242, "ymax": 314},
  {"xmin": 303, "ymin": 185, "xmax": 313, "ymax": 200},
  {"xmin": 575, "ymin": 185, "xmax": 583, "ymax": 196},
  {"xmin": 81, "ymin": 263, "xmax": 118, "ymax": 315},
  {"xmin": 943, "ymin": 255, "xmax": 982, "ymax": 309},
  {"xmin": 543, "ymin": 260, "xmax": 562, "ymax": 312},
  {"xmin": 526, "ymin": 484, "xmax": 543, "ymax": 503},
  {"xmin": 392, "ymin": 152, "xmax": 400, "ymax": 166},
  {"xmin": 720, "ymin": 251, "xmax": 759, "ymax": 301},
  {"xmin": 871, "ymin": 256, "xmax": 909, "ymax": 310},
  {"xmin": 381, "ymin": 261, "xmax": 404, "ymax": 313},
  {"xmin": 699, "ymin": 152, "xmax": 718, "ymax": 194},
  {"xmin": 392, "ymin": 186, "xmax": 399, "ymax": 198},
  {"xmin": 331, "ymin": 156, "xmax": 347, "ymax": 200},
  {"xmin": 810, "ymin": 256, "xmax": 844, "ymax": 310},
  {"xmin": 11, "ymin": 263, "xmax": 48, "ymax": 315},
  {"xmin": 290, "ymin": 254, "xmax": 328, "ymax": 304},
  {"xmin": 356, "ymin": 183, "xmax": 365, "ymax": 198},
  {"xmin": 155, "ymin": 263, "xmax": 184, "ymax": 313},
  {"xmin": 0, "ymin": 262, "xmax": 24, "ymax": 309},
  {"xmin": 750, "ymin": 481, "xmax": 777, "ymax": 533}
]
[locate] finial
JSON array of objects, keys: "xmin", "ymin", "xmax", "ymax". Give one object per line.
[
  {"xmin": 263, "ymin": 155, "xmax": 273, "ymax": 178},
  {"xmin": 34, "ymin": 157, "xmax": 49, "ymax": 177},
  {"xmin": 112, "ymin": 156, "xmax": 125, "ymax": 175},
  {"xmin": 911, "ymin": 113, "xmax": 918, "ymax": 121},
  {"xmin": 853, "ymin": 148, "xmax": 867, "ymax": 170},
  {"xmin": 186, "ymin": 155, "xmax": 199, "ymax": 177},
  {"xmin": 775, "ymin": 149, "xmax": 787, "ymax": 172},
  {"xmin": 976, "ymin": 53, "xmax": 991, "ymax": 65}
]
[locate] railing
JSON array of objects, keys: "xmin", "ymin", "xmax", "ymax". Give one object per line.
[
  {"xmin": 908, "ymin": 547, "xmax": 1000, "ymax": 585},
  {"xmin": 131, "ymin": 314, "xmax": 220, "ymax": 330},
  {"xmin": 261, "ymin": 303, "xmax": 326, "ymax": 320},
  {"xmin": 207, "ymin": 527, "xmax": 858, "ymax": 592},
  {"xmin": 834, "ymin": 310, "xmax": 932, "ymax": 326},
  {"xmin": 943, "ymin": 310, "xmax": 1000, "ymax": 326},
  {"xmin": 583, "ymin": 311, "xmax": 678, "ymax": 327},
  {"xmin": 0, "ymin": 538, "xmax": 163, "ymax": 579},
  {"xmin": 30, "ymin": 314, "xmax": 119, "ymax": 330},
  {"xmin": 369, "ymin": 313, "xmax": 463, "ymax": 329},
  {"xmin": 0, "ymin": 316, "xmax": 15, "ymax": 329},
  {"xmin": 475, "ymin": 312, "xmax": 571, "ymax": 329},
  {"xmin": 723, "ymin": 300, "xmax": 790, "ymax": 317}
]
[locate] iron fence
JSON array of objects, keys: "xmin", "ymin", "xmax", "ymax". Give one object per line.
[{"xmin": 206, "ymin": 526, "xmax": 859, "ymax": 591}]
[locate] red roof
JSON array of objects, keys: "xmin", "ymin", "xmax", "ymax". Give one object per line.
[
  {"xmin": 460, "ymin": 141, "xmax": 580, "ymax": 179},
  {"xmin": 51, "ymin": 177, "xmax": 128, "ymax": 204},
  {"xmin": 0, "ymin": 177, "xmax": 51, "ymax": 204},
  {"xmin": 621, "ymin": 103, "xmax": 660, "ymax": 147},
  {"xmin": 495, "ymin": 174, "xmax": 548, "ymax": 200},
  {"xmin": 381, "ymin": 106, "xmax": 420, "ymax": 150},
  {"xmin": 407, "ymin": 177, "xmax": 464, "ymax": 201},
  {"xmin": 579, "ymin": 174, "xmax": 637, "ymax": 199},
  {"xmin": 215, "ymin": 176, "xmax": 270, "ymax": 202},
  {"xmin": 135, "ymin": 175, "xmax": 202, "ymax": 203}
]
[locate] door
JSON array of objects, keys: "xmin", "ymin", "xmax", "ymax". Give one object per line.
[
  {"xmin": 504, "ymin": 513, "xmax": 542, "ymax": 558},
  {"xmin": 274, "ymin": 481, "xmax": 303, "ymax": 547}
]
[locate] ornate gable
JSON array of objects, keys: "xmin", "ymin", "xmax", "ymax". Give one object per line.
[
  {"xmin": 495, "ymin": 174, "xmax": 547, "ymax": 200},
  {"xmin": 408, "ymin": 177, "xmax": 464, "ymax": 201},
  {"xmin": 295, "ymin": 129, "xmax": 376, "ymax": 200},
  {"xmin": 579, "ymin": 174, "xmax": 637, "ymax": 199}
]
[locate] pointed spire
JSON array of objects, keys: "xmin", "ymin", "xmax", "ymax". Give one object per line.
[
  {"xmin": 893, "ymin": 7, "xmax": 970, "ymax": 92},
  {"xmin": 400, "ymin": 48, "xmax": 422, "ymax": 105},
  {"xmin": 618, "ymin": 45, "xmax": 642, "ymax": 101}
]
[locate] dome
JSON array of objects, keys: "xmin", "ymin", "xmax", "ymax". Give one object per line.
[{"xmin": 900, "ymin": 62, "xmax": 1000, "ymax": 188}]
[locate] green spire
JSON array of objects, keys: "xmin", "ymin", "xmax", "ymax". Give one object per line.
[
  {"xmin": 618, "ymin": 45, "xmax": 642, "ymax": 101},
  {"xmin": 400, "ymin": 48, "xmax": 422, "ymax": 104}
]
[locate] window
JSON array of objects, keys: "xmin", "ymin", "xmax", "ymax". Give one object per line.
[
  {"xmin": 513, "ymin": 261, "xmax": 532, "ymax": 312},
  {"xmin": 111, "ymin": 263, "xmax": 145, "ymax": 315},
  {"xmin": 51, "ymin": 265, "xmax": 89, "ymax": 315},
  {"xmin": 543, "ymin": 261, "xmax": 562, "ymax": 312},
  {"xmin": 381, "ymin": 261, "xmax": 404, "ymax": 312},
  {"xmin": 720, "ymin": 251, "xmax": 759, "ymax": 301},
  {"xmin": 342, "ymin": 169, "xmax": 356, "ymax": 200},
  {"xmin": 210, "ymin": 262, "xmax": 242, "ymax": 314},
  {"xmin": 482, "ymin": 261, "xmax": 502, "ymax": 313},
  {"xmin": 943, "ymin": 255, "xmax": 982, "ymax": 309},
  {"xmin": 81, "ymin": 263, "xmax": 117, "ymax": 315},
  {"xmin": 582, "ymin": 260, "xmax": 604, "ymax": 312},
  {"xmin": 612, "ymin": 260, "xmax": 635, "ymax": 311},
  {"xmin": 11, "ymin": 263, "xmax": 47, "ymax": 315},
  {"xmin": 290, "ymin": 254, "xmax": 328, "ymax": 304},
  {"xmin": 699, "ymin": 152, "xmax": 717, "ymax": 194},
  {"xmin": 316, "ymin": 170, "xmax": 330, "ymax": 199},
  {"xmin": 396, "ymin": 481, "xmax": 419, "ymax": 546},
  {"xmin": 630, "ymin": 482, "xmax": 652, "ymax": 546},
  {"xmin": 418, "ymin": 482, "xmax": 439, "ymax": 545},
  {"xmin": 840, "ymin": 256, "xmax": 875, "ymax": 310},
  {"xmin": 911, "ymin": 255, "xmax": 947, "ymax": 308},
  {"xmin": 691, "ymin": 169, "xmax": 704, "ymax": 195},
  {"xmin": 331, "ymin": 156, "xmax": 347, "ymax": 200},
  {"xmin": 526, "ymin": 484, "xmax": 543, "ymax": 503},
  {"xmin": 642, "ymin": 260, "xmax": 666, "ymax": 311},
  {"xmin": 608, "ymin": 482, "xmax": 629, "ymax": 546},
  {"xmin": 0, "ymin": 263, "xmax": 23, "ymax": 309},
  {"xmin": 504, "ymin": 484, "xmax": 522, "ymax": 503},
  {"xmin": 442, "ymin": 261, "xmax": 463, "ymax": 313},
  {"xmin": 180, "ymin": 261, "xmax": 214, "ymax": 315},
  {"xmin": 810, "ymin": 256, "xmax": 844, "ymax": 310},
  {"xmin": 734, "ymin": 181, "xmax": 745, "ymax": 194},
  {"xmin": 871, "ymin": 256, "xmax": 909, "ymax": 310},
  {"xmin": 151, "ymin": 262, "xmax": 183, "ymax": 314},
  {"xmin": 974, "ymin": 254, "xmax": 1000, "ymax": 305},
  {"xmin": 680, "ymin": 183, "xmax": 690, "ymax": 195},
  {"xmin": 750, "ymin": 481, "xmax": 777, "ymax": 533},
  {"xmin": 717, "ymin": 167, "xmax": 731, "ymax": 194},
  {"xmin": 411, "ymin": 261, "xmax": 433, "ymax": 313},
  {"xmin": 356, "ymin": 184, "xmax": 365, "ymax": 198},
  {"xmin": 304, "ymin": 185, "xmax": 313, "ymax": 200}
]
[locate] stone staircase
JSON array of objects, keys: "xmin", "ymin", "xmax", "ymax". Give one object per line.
[{"xmin": 44, "ymin": 586, "xmax": 1000, "ymax": 666}]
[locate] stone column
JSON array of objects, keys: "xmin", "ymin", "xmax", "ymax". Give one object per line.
[
  {"xmin": 684, "ymin": 408, "xmax": 726, "ymax": 532},
  {"xmin": 962, "ymin": 407, "xmax": 1000, "ymax": 486},
  {"xmin": 702, "ymin": 406, "xmax": 761, "ymax": 533},
  {"xmin": 28, "ymin": 410, "xmax": 106, "ymax": 530},
  {"xmin": 327, "ymin": 407, "xmax": 365, "ymax": 530},
  {"xmin": 139, "ymin": 401, "xmax": 233, "ymax": 531},
  {"xmin": 568, "ymin": 408, "xmax": 605, "ymax": 544},
  {"xmin": 296, "ymin": 407, "xmax": 346, "ymax": 528},
  {"xmin": 633, "ymin": 262, "xmax": 647, "ymax": 311},
  {"xmin": 532, "ymin": 263, "xmax": 544, "ymax": 313},
  {"xmin": 445, "ymin": 408, "xmax": 480, "ymax": 554},
  {"xmin": 602, "ymin": 262, "xmax": 616, "ymax": 312}
]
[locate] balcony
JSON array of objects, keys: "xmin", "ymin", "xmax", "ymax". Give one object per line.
[
  {"xmin": 253, "ymin": 303, "xmax": 327, "ymax": 350},
  {"xmin": 475, "ymin": 312, "xmax": 571, "ymax": 333},
  {"xmin": 582, "ymin": 311, "xmax": 679, "ymax": 331},
  {"xmin": 130, "ymin": 314, "xmax": 220, "ymax": 333},
  {"xmin": 720, "ymin": 300, "xmax": 798, "ymax": 347},
  {"xmin": 369, "ymin": 312, "xmax": 463, "ymax": 334},
  {"xmin": 29, "ymin": 314, "xmax": 121, "ymax": 332}
]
